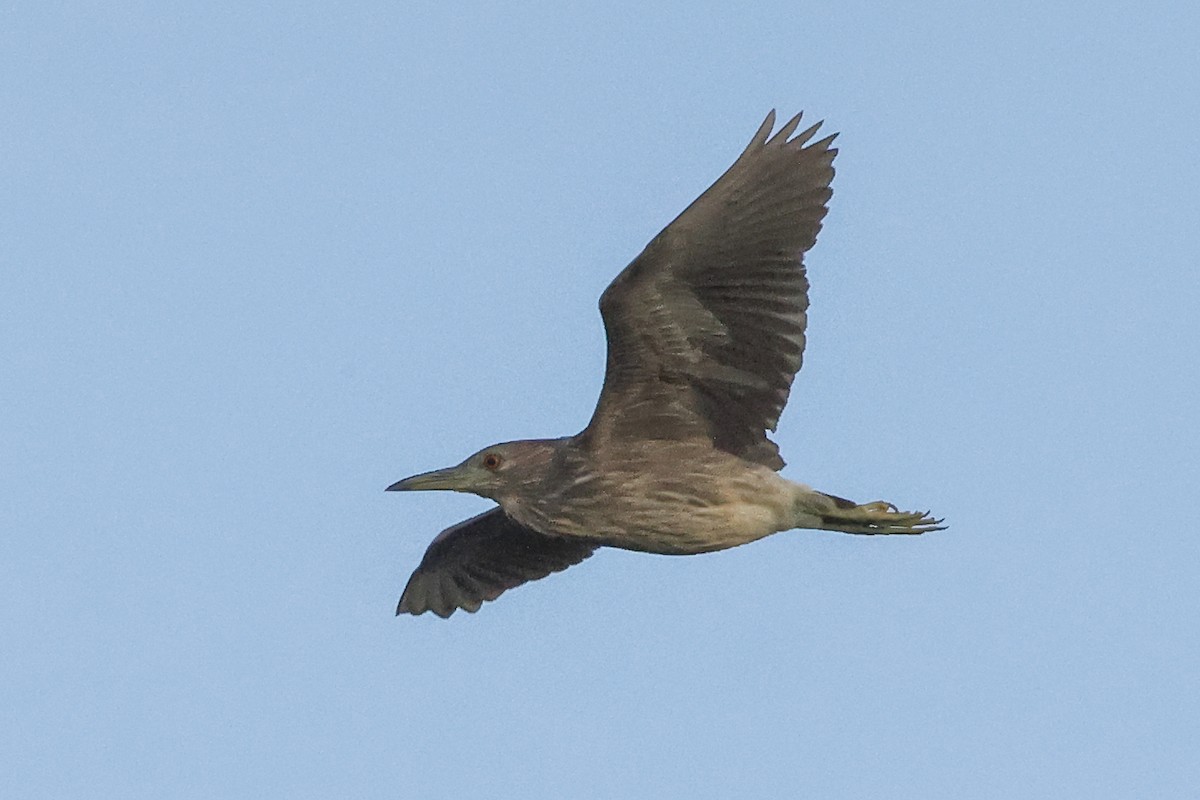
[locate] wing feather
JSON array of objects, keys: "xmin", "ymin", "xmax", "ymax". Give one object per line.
[
  {"xmin": 584, "ymin": 111, "xmax": 837, "ymax": 469},
  {"xmin": 397, "ymin": 508, "xmax": 597, "ymax": 618}
]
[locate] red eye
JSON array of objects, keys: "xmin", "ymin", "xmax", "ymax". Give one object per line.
[{"xmin": 482, "ymin": 453, "xmax": 503, "ymax": 470}]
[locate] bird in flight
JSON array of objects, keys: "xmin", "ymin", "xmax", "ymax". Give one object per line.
[{"xmin": 388, "ymin": 111, "xmax": 943, "ymax": 618}]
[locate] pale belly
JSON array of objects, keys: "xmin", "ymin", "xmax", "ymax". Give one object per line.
[{"xmin": 515, "ymin": 456, "xmax": 810, "ymax": 556}]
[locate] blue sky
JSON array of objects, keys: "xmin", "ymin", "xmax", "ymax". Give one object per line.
[{"xmin": 3, "ymin": 2, "xmax": 1198, "ymax": 797}]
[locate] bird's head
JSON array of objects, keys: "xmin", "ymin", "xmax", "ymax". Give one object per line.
[{"xmin": 386, "ymin": 439, "xmax": 562, "ymax": 502}]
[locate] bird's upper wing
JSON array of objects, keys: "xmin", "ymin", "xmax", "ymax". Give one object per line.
[
  {"xmin": 398, "ymin": 507, "xmax": 597, "ymax": 618},
  {"xmin": 583, "ymin": 111, "xmax": 837, "ymax": 469}
]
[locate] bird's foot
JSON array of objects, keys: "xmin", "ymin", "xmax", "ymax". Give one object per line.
[{"xmin": 821, "ymin": 500, "xmax": 945, "ymax": 535}]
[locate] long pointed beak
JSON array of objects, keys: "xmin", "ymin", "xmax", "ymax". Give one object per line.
[{"xmin": 385, "ymin": 465, "xmax": 467, "ymax": 493}]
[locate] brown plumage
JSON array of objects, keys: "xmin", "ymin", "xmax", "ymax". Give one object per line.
[{"xmin": 388, "ymin": 111, "xmax": 943, "ymax": 618}]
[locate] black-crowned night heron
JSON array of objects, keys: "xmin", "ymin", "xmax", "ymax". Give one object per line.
[{"xmin": 388, "ymin": 111, "xmax": 943, "ymax": 618}]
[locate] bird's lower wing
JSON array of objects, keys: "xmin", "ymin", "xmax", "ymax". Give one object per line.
[{"xmin": 398, "ymin": 507, "xmax": 597, "ymax": 618}]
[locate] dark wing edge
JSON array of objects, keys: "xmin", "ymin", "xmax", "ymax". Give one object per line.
[
  {"xmin": 397, "ymin": 507, "xmax": 597, "ymax": 619},
  {"xmin": 584, "ymin": 110, "xmax": 838, "ymax": 469}
]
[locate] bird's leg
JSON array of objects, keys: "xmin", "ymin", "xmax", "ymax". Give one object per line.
[
  {"xmin": 787, "ymin": 485, "xmax": 944, "ymax": 535},
  {"xmin": 817, "ymin": 498, "xmax": 945, "ymax": 535}
]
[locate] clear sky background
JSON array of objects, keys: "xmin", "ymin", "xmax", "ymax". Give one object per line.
[{"xmin": 3, "ymin": 2, "xmax": 1198, "ymax": 798}]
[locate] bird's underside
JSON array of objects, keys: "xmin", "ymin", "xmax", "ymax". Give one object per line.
[{"xmin": 389, "ymin": 111, "xmax": 945, "ymax": 618}]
